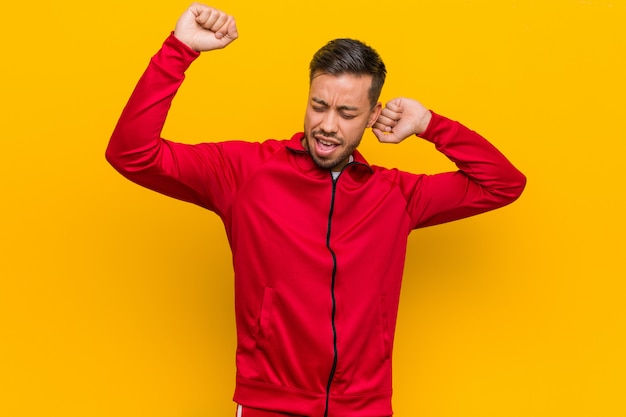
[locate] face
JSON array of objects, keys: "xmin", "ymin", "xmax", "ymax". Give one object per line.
[{"xmin": 303, "ymin": 71, "xmax": 382, "ymax": 172}]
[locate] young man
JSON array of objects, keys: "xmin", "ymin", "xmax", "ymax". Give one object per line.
[{"xmin": 106, "ymin": 3, "xmax": 526, "ymax": 417}]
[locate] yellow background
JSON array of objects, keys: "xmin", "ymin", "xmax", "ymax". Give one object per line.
[{"xmin": 1, "ymin": 0, "xmax": 624, "ymax": 416}]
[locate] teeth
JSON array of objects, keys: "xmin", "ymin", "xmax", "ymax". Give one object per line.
[{"xmin": 319, "ymin": 139, "xmax": 335, "ymax": 146}]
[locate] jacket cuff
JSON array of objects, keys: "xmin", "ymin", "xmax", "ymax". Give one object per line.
[
  {"xmin": 157, "ymin": 31, "xmax": 201, "ymax": 73},
  {"xmin": 416, "ymin": 110, "xmax": 445, "ymax": 142}
]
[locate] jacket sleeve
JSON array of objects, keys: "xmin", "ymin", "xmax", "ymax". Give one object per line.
[
  {"xmin": 401, "ymin": 111, "xmax": 527, "ymax": 229},
  {"xmin": 105, "ymin": 33, "xmax": 245, "ymax": 216}
]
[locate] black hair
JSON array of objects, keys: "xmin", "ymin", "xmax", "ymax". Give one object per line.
[{"xmin": 309, "ymin": 38, "xmax": 386, "ymax": 107}]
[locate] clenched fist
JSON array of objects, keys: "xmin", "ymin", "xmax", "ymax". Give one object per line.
[
  {"xmin": 372, "ymin": 97, "xmax": 432, "ymax": 144},
  {"xmin": 174, "ymin": 3, "xmax": 238, "ymax": 52}
]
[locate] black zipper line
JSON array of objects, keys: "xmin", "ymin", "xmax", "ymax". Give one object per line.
[{"xmin": 323, "ymin": 175, "xmax": 339, "ymax": 417}]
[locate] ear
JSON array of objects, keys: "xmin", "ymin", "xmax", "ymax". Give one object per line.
[{"xmin": 366, "ymin": 102, "xmax": 383, "ymax": 128}]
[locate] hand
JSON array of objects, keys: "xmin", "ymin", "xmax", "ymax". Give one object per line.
[
  {"xmin": 174, "ymin": 3, "xmax": 238, "ymax": 52},
  {"xmin": 372, "ymin": 97, "xmax": 432, "ymax": 144}
]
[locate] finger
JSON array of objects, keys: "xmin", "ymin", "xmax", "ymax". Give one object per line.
[
  {"xmin": 194, "ymin": 7, "xmax": 228, "ymax": 33},
  {"xmin": 372, "ymin": 121, "xmax": 393, "ymax": 133},
  {"xmin": 378, "ymin": 106, "xmax": 401, "ymax": 122},
  {"xmin": 384, "ymin": 98, "xmax": 404, "ymax": 113},
  {"xmin": 375, "ymin": 113, "xmax": 398, "ymax": 127},
  {"xmin": 195, "ymin": 9, "xmax": 219, "ymax": 29},
  {"xmin": 374, "ymin": 111, "xmax": 400, "ymax": 133},
  {"xmin": 210, "ymin": 13, "xmax": 230, "ymax": 38},
  {"xmin": 227, "ymin": 17, "xmax": 239, "ymax": 39},
  {"xmin": 188, "ymin": 3, "xmax": 213, "ymax": 21},
  {"xmin": 217, "ymin": 15, "xmax": 238, "ymax": 40},
  {"xmin": 372, "ymin": 128, "xmax": 385, "ymax": 141},
  {"xmin": 372, "ymin": 128, "xmax": 398, "ymax": 143}
]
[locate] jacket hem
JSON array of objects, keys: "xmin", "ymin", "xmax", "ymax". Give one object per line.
[{"xmin": 234, "ymin": 377, "xmax": 393, "ymax": 417}]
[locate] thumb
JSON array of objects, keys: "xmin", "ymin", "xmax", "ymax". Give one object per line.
[{"xmin": 372, "ymin": 128, "xmax": 398, "ymax": 144}]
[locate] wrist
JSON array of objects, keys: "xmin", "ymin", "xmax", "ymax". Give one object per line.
[{"xmin": 416, "ymin": 110, "xmax": 433, "ymax": 136}]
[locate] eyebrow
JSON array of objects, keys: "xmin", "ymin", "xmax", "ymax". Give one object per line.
[{"xmin": 312, "ymin": 97, "xmax": 359, "ymax": 112}]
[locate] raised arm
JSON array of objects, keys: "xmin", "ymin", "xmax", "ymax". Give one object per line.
[
  {"xmin": 373, "ymin": 97, "xmax": 526, "ymax": 228},
  {"xmin": 105, "ymin": 4, "xmax": 239, "ymax": 211}
]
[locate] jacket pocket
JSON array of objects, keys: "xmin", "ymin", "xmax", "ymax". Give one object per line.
[
  {"xmin": 256, "ymin": 287, "xmax": 275, "ymax": 349},
  {"xmin": 380, "ymin": 296, "xmax": 391, "ymax": 360}
]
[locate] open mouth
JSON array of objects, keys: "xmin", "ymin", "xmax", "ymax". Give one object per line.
[
  {"xmin": 318, "ymin": 138, "xmax": 337, "ymax": 147},
  {"xmin": 314, "ymin": 135, "xmax": 340, "ymax": 156},
  {"xmin": 315, "ymin": 138, "xmax": 338, "ymax": 156}
]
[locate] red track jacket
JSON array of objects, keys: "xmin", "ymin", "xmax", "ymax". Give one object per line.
[{"xmin": 106, "ymin": 34, "xmax": 526, "ymax": 417}]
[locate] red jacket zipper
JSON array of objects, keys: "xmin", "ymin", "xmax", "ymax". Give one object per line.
[{"xmin": 324, "ymin": 173, "xmax": 339, "ymax": 417}]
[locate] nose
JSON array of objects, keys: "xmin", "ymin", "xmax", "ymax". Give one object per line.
[{"xmin": 320, "ymin": 110, "xmax": 339, "ymax": 134}]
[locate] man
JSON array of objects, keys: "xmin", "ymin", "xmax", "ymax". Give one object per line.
[{"xmin": 106, "ymin": 3, "xmax": 526, "ymax": 417}]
